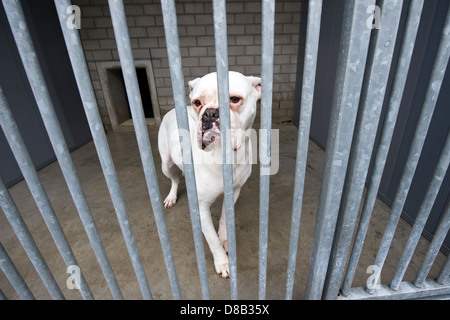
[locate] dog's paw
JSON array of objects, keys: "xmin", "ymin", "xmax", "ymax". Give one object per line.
[
  {"xmin": 222, "ymin": 240, "xmax": 228, "ymax": 254},
  {"xmin": 214, "ymin": 259, "xmax": 230, "ymax": 279},
  {"xmin": 163, "ymin": 194, "xmax": 177, "ymax": 209}
]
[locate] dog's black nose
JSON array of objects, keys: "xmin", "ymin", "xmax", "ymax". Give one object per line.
[{"xmin": 202, "ymin": 108, "xmax": 219, "ymax": 130}]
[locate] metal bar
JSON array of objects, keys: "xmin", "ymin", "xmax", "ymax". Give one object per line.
[
  {"xmin": 3, "ymin": 0, "xmax": 122, "ymax": 300},
  {"xmin": 160, "ymin": 0, "xmax": 210, "ymax": 300},
  {"xmin": 258, "ymin": 0, "xmax": 275, "ymax": 300},
  {"xmin": 0, "ymin": 93, "xmax": 92, "ymax": 299},
  {"xmin": 323, "ymin": 0, "xmax": 404, "ymax": 300},
  {"xmin": 437, "ymin": 254, "xmax": 450, "ymax": 285},
  {"xmin": 414, "ymin": 203, "xmax": 450, "ymax": 288},
  {"xmin": 0, "ymin": 243, "xmax": 34, "ymax": 300},
  {"xmin": 285, "ymin": 0, "xmax": 323, "ymax": 300},
  {"xmin": 212, "ymin": 0, "xmax": 238, "ymax": 300},
  {"xmin": 108, "ymin": 0, "xmax": 187, "ymax": 300},
  {"xmin": 0, "ymin": 174, "xmax": 63, "ymax": 300},
  {"xmin": 304, "ymin": 0, "xmax": 375, "ymax": 300},
  {"xmin": 391, "ymin": 132, "xmax": 450, "ymax": 290},
  {"xmin": 338, "ymin": 279, "xmax": 450, "ymax": 300},
  {"xmin": 341, "ymin": 0, "xmax": 424, "ymax": 296},
  {"xmin": 54, "ymin": 0, "xmax": 156, "ymax": 300},
  {"xmin": 367, "ymin": 4, "xmax": 450, "ymax": 294}
]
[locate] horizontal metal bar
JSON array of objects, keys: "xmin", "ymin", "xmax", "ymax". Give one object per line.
[
  {"xmin": 285, "ymin": 0, "xmax": 323, "ymax": 300},
  {"xmin": 160, "ymin": 0, "xmax": 210, "ymax": 300},
  {"xmin": 338, "ymin": 279, "xmax": 450, "ymax": 300},
  {"xmin": 3, "ymin": 0, "xmax": 122, "ymax": 300},
  {"xmin": 0, "ymin": 243, "xmax": 34, "ymax": 300},
  {"xmin": 341, "ymin": 0, "xmax": 424, "ymax": 297},
  {"xmin": 55, "ymin": 0, "xmax": 154, "ymax": 301}
]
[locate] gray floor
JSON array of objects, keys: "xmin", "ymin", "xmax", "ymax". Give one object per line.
[{"xmin": 0, "ymin": 125, "xmax": 446, "ymax": 299}]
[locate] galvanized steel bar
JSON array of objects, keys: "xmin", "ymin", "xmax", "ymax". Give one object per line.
[
  {"xmin": 3, "ymin": 0, "xmax": 122, "ymax": 300},
  {"xmin": 258, "ymin": 0, "xmax": 275, "ymax": 300},
  {"xmin": 160, "ymin": 0, "xmax": 210, "ymax": 300},
  {"xmin": 212, "ymin": 0, "xmax": 238, "ymax": 300},
  {"xmin": 341, "ymin": 0, "xmax": 424, "ymax": 296},
  {"xmin": 437, "ymin": 254, "xmax": 450, "ymax": 285},
  {"xmin": 285, "ymin": 0, "xmax": 323, "ymax": 300},
  {"xmin": 414, "ymin": 203, "xmax": 450, "ymax": 288},
  {"xmin": 0, "ymin": 71, "xmax": 92, "ymax": 300},
  {"xmin": 109, "ymin": 0, "xmax": 187, "ymax": 300},
  {"xmin": 368, "ymin": 5, "xmax": 450, "ymax": 294},
  {"xmin": 323, "ymin": 0, "xmax": 404, "ymax": 300},
  {"xmin": 54, "ymin": 0, "xmax": 157, "ymax": 300},
  {"xmin": 304, "ymin": 0, "xmax": 375, "ymax": 300},
  {"xmin": 391, "ymin": 132, "xmax": 450, "ymax": 290},
  {"xmin": 0, "ymin": 243, "xmax": 34, "ymax": 300},
  {"xmin": 0, "ymin": 173, "xmax": 63, "ymax": 300},
  {"xmin": 338, "ymin": 279, "xmax": 450, "ymax": 300}
]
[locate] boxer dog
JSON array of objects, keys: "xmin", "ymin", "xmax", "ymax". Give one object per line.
[{"xmin": 158, "ymin": 71, "xmax": 261, "ymax": 278}]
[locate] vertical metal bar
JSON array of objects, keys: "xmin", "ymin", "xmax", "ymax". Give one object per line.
[
  {"xmin": 285, "ymin": 0, "xmax": 323, "ymax": 300},
  {"xmin": 160, "ymin": 0, "xmax": 210, "ymax": 300},
  {"xmin": 0, "ymin": 243, "xmax": 34, "ymax": 300},
  {"xmin": 0, "ymin": 95, "xmax": 93, "ymax": 300},
  {"xmin": 304, "ymin": 0, "xmax": 375, "ymax": 300},
  {"xmin": 108, "ymin": 0, "xmax": 188, "ymax": 300},
  {"xmin": 323, "ymin": 0, "xmax": 404, "ymax": 300},
  {"xmin": 414, "ymin": 203, "xmax": 450, "ymax": 288},
  {"xmin": 341, "ymin": 0, "xmax": 424, "ymax": 296},
  {"xmin": 0, "ymin": 288, "xmax": 6, "ymax": 300},
  {"xmin": 367, "ymin": 5, "xmax": 450, "ymax": 294},
  {"xmin": 0, "ymin": 174, "xmax": 63, "ymax": 300},
  {"xmin": 258, "ymin": 0, "xmax": 275, "ymax": 300},
  {"xmin": 54, "ymin": 0, "xmax": 159, "ymax": 300},
  {"xmin": 3, "ymin": 0, "xmax": 122, "ymax": 300},
  {"xmin": 391, "ymin": 132, "xmax": 450, "ymax": 290},
  {"xmin": 212, "ymin": 0, "xmax": 238, "ymax": 300},
  {"xmin": 437, "ymin": 254, "xmax": 450, "ymax": 285}
]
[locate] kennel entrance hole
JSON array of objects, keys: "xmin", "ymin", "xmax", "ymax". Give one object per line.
[{"xmin": 98, "ymin": 61, "xmax": 161, "ymax": 131}]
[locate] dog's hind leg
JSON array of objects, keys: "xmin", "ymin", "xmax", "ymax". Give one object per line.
[{"xmin": 162, "ymin": 160, "xmax": 180, "ymax": 209}]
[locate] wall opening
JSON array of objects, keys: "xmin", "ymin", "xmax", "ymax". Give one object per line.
[{"xmin": 98, "ymin": 60, "xmax": 161, "ymax": 131}]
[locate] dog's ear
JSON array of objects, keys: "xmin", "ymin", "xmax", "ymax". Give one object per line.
[
  {"xmin": 188, "ymin": 77, "xmax": 201, "ymax": 93},
  {"xmin": 247, "ymin": 76, "xmax": 262, "ymax": 99}
]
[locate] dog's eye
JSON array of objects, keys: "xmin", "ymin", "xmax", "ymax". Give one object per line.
[
  {"xmin": 193, "ymin": 100, "xmax": 202, "ymax": 108},
  {"xmin": 230, "ymin": 96, "xmax": 241, "ymax": 104}
]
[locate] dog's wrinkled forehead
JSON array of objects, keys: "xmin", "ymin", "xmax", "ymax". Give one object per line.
[{"xmin": 189, "ymin": 71, "xmax": 261, "ymax": 102}]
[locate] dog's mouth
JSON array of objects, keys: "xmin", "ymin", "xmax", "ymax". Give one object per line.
[{"xmin": 201, "ymin": 111, "xmax": 221, "ymax": 150}]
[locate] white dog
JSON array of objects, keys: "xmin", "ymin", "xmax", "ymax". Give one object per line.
[{"xmin": 158, "ymin": 71, "xmax": 261, "ymax": 278}]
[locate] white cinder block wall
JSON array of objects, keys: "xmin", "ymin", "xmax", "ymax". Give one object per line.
[{"xmin": 72, "ymin": 0, "xmax": 302, "ymax": 131}]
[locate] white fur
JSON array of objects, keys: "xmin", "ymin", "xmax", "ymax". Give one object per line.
[{"xmin": 158, "ymin": 71, "xmax": 261, "ymax": 278}]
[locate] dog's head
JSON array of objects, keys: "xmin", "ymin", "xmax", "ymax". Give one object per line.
[{"xmin": 188, "ymin": 71, "xmax": 261, "ymax": 151}]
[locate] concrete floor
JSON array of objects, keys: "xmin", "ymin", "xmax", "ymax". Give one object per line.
[{"xmin": 0, "ymin": 125, "xmax": 446, "ymax": 299}]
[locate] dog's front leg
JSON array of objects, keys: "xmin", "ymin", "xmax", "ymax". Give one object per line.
[
  {"xmin": 199, "ymin": 202, "xmax": 229, "ymax": 278},
  {"xmin": 218, "ymin": 187, "xmax": 241, "ymax": 254}
]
